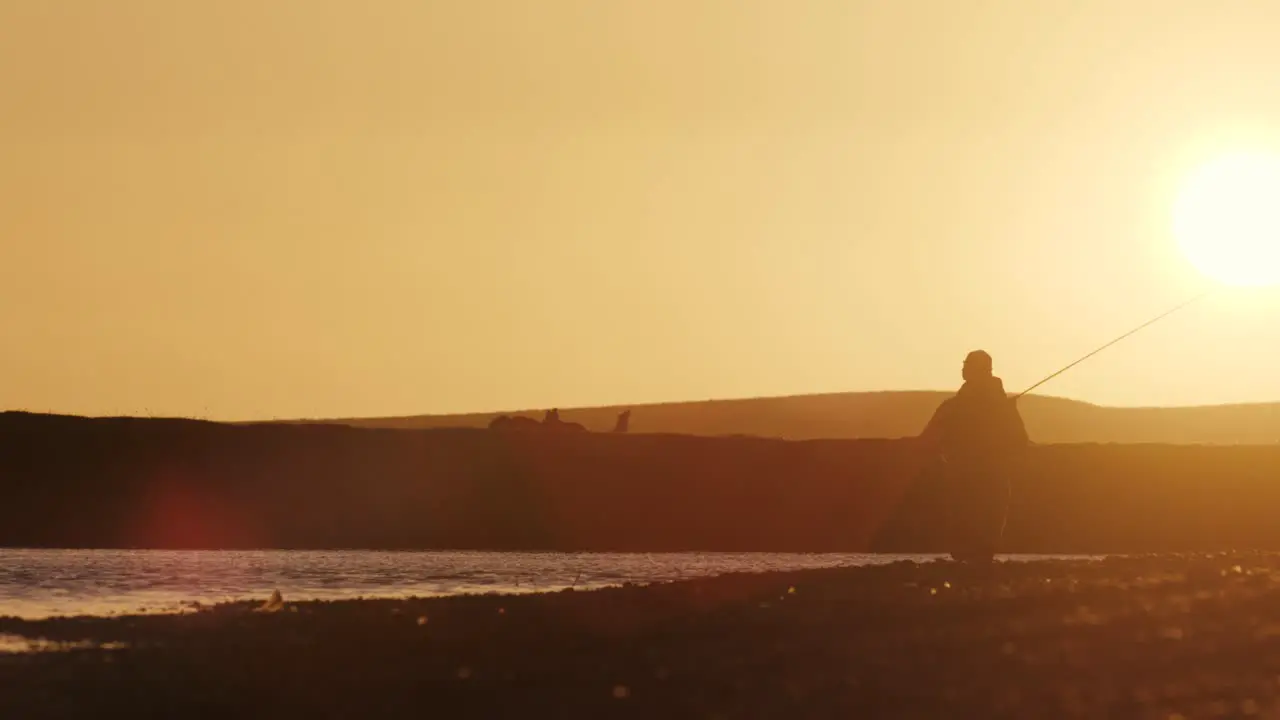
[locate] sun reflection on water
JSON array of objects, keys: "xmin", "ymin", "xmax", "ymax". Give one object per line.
[{"xmin": 0, "ymin": 549, "xmax": 1099, "ymax": 621}]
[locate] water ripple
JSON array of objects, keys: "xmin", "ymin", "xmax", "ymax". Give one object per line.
[{"xmin": 0, "ymin": 549, "xmax": 1091, "ymax": 619}]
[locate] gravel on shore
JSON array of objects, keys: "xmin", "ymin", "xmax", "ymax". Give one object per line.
[{"xmin": 4, "ymin": 553, "xmax": 1280, "ymax": 719}]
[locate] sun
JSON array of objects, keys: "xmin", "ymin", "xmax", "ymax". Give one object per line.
[{"xmin": 1172, "ymin": 151, "xmax": 1280, "ymax": 287}]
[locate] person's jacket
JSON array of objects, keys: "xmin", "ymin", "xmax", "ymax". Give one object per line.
[{"xmin": 919, "ymin": 376, "xmax": 1029, "ymax": 468}]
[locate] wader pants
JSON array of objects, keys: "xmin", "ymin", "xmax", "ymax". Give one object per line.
[{"xmin": 944, "ymin": 463, "xmax": 1011, "ymax": 563}]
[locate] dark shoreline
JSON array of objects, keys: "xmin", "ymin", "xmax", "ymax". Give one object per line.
[
  {"xmin": 4, "ymin": 411, "xmax": 1280, "ymax": 553},
  {"xmin": 5, "ymin": 553, "xmax": 1280, "ymax": 718}
]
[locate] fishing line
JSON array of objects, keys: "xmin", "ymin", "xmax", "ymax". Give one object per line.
[{"xmin": 1015, "ymin": 288, "xmax": 1216, "ymax": 400}]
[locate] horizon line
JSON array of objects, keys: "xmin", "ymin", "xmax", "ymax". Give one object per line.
[{"xmin": 8, "ymin": 389, "xmax": 1280, "ymax": 425}]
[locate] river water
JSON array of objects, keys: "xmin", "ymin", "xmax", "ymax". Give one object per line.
[{"xmin": 0, "ymin": 549, "xmax": 1083, "ymax": 620}]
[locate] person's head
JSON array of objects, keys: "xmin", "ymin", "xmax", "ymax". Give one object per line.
[{"xmin": 962, "ymin": 350, "xmax": 993, "ymax": 382}]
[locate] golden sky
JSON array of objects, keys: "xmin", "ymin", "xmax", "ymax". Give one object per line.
[{"xmin": 3, "ymin": 1, "xmax": 1280, "ymax": 420}]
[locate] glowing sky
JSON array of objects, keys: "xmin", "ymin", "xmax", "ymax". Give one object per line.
[{"xmin": 3, "ymin": 1, "xmax": 1280, "ymax": 420}]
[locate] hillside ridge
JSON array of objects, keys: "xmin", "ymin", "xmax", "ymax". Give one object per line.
[{"xmin": 257, "ymin": 390, "xmax": 1280, "ymax": 445}]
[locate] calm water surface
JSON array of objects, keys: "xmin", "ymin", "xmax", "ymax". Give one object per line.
[{"xmin": 0, "ymin": 549, "xmax": 1087, "ymax": 620}]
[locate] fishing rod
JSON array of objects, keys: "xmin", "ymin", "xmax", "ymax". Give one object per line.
[{"xmin": 1014, "ymin": 288, "xmax": 1216, "ymax": 400}]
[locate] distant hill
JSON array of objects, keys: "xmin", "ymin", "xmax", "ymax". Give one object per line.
[{"xmin": 269, "ymin": 391, "xmax": 1280, "ymax": 445}]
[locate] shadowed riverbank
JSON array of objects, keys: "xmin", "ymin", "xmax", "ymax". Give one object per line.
[
  {"xmin": 5, "ymin": 553, "xmax": 1280, "ymax": 718},
  {"xmin": 3, "ymin": 411, "xmax": 1280, "ymax": 553}
]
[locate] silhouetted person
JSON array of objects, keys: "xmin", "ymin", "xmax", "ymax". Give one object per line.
[
  {"xmin": 613, "ymin": 410, "xmax": 631, "ymax": 433},
  {"xmin": 918, "ymin": 350, "xmax": 1028, "ymax": 563},
  {"xmin": 542, "ymin": 408, "xmax": 586, "ymax": 432}
]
